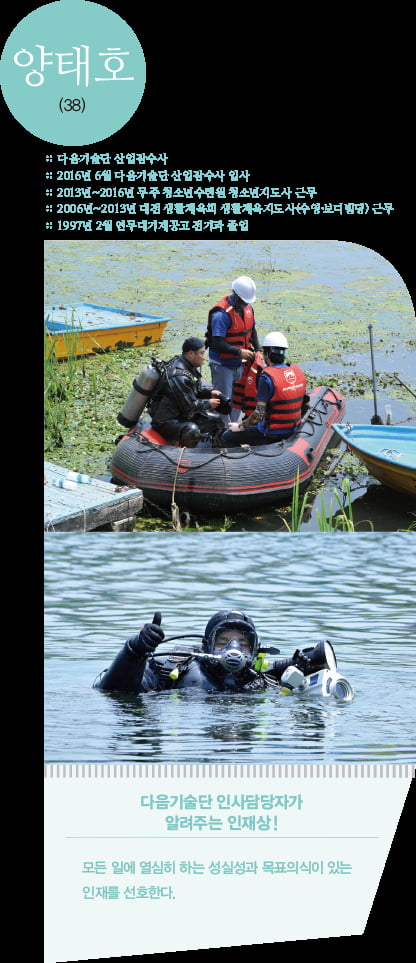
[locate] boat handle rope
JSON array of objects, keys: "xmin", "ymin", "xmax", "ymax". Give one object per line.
[
  {"xmin": 324, "ymin": 386, "xmax": 344, "ymax": 408},
  {"xmin": 138, "ymin": 435, "xmax": 254, "ymax": 467},
  {"xmin": 139, "ymin": 430, "xmax": 308, "ymax": 464},
  {"xmin": 138, "ymin": 433, "xmax": 224, "ymax": 466},
  {"xmin": 171, "ymin": 447, "xmax": 190, "ymax": 530},
  {"xmin": 135, "ymin": 390, "xmax": 339, "ymax": 467}
]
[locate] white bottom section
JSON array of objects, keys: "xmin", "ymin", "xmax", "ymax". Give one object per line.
[{"xmin": 44, "ymin": 765, "xmax": 413, "ymax": 962}]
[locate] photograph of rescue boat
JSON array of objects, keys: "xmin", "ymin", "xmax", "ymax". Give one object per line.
[
  {"xmin": 44, "ymin": 530, "xmax": 416, "ymax": 765},
  {"xmin": 44, "ymin": 239, "xmax": 416, "ymax": 533}
]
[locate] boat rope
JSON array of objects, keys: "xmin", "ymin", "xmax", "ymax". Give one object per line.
[
  {"xmin": 137, "ymin": 428, "xmax": 311, "ymax": 467},
  {"xmin": 134, "ymin": 389, "xmax": 340, "ymax": 471},
  {"xmin": 139, "ymin": 435, "xmax": 250, "ymax": 469},
  {"xmin": 393, "ymin": 374, "xmax": 416, "ymax": 400},
  {"xmin": 139, "ymin": 433, "xmax": 225, "ymax": 467},
  {"xmin": 171, "ymin": 448, "xmax": 191, "ymax": 531},
  {"xmin": 141, "ymin": 495, "xmax": 172, "ymax": 520}
]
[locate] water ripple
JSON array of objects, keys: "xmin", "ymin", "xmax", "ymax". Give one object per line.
[{"xmin": 44, "ymin": 532, "xmax": 416, "ymax": 764}]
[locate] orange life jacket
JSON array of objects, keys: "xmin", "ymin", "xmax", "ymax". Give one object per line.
[
  {"xmin": 208, "ymin": 296, "xmax": 255, "ymax": 360},
  {"xmin": 232, "ymin": 352, "xmax": 265, "ymax": 414},
  {"xmin": 263, "ymin": 364, "xmax": 307, "ymax": 432}
]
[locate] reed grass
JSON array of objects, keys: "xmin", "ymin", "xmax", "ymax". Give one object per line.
[
  {"xmin": 314, "ymin": 484, "xmax": 353, "ymax": 531},
  {"xmin": 91, "ymin": 369, "xmax": 99, "ymax": 420},
  {"xmin": 279, "ymin": 470, "xmax": 310, "ymax": 532},
  {"xmin": 399, "ymin": 514, "xmax": 416, "ymax": 532},
  {"xmin": 314, "ymin": 478, "xmax": 374, "ymax": 531},
  {"xmin": 44, "ymin": 323, "xmax": 79, "ymax": 447},
  {"xmin": 280, "ymin": 473, "xmax": 374, "ymax": 532},
  {"xmin": 44, "ymin": 330, "xmax": 158, "ymax": 476}
]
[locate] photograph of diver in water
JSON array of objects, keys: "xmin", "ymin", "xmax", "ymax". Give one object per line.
[
  {"xmin": 44, "ymin": 529, "xmax": 416, "ymax": 765},
  {"xmin": 94, "ymin": 609, "xmax": 353, "ymax": 701}
]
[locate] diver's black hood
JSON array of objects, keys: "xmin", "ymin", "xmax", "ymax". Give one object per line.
[{"xmin": 202, "ymin": 611, "xmax": 259, "ymax": 660}]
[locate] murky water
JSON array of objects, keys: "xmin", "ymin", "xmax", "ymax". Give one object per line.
[
  {"xmin": 44, "ymin": 239, "xmax": 416, "ymax": 380},
  {"xmin": 44, "ymin": 531, "xmax": 416, "ymax": 765}
]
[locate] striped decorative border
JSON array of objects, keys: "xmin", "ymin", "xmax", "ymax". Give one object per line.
[{"xmin": 44, "ymin": 763, "xmax": 415, "ymax": 779}]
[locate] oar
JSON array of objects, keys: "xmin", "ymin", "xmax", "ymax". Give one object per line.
[
  {"xmin": 393, "ymin": 374, "xmax": 416, "ymax": 400},
  {"xmin": 368, "ymin": 324, "xmax": 383, "ymax": 424}
]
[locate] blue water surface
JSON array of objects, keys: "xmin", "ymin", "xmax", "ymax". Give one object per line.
[{"xmin": 44, "ymin": 531, "xmax": 416, "ymax": 765}]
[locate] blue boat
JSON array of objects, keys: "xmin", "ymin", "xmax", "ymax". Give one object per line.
[{"xmin": 333, "ymin": 424, "xmax": 416, "ymax": 496}]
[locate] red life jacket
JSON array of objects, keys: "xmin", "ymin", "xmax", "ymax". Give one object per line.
[
  {"xmin": 232, "ymin": 352, "xmax": 265, "ymax": 414},
  {"xmin": 208, "ymin": 296, "xmax": 255, "ymax": 360},
  {"xmin": 263, "ymin": 364, "xmax": 307, "ymax": 432}
]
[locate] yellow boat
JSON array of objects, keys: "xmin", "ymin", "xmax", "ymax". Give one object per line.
[{"xmin": 45, "ymin": 302, "xmax": 170, "ymax": 360}]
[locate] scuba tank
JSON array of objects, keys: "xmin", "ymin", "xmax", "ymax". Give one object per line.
[{"xmin": 117, "ymin": 360, "xmax": 162, "ymax": 428}]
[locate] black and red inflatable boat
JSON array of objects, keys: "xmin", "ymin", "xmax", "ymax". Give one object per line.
[{"xmin": 110, "ymin": 385, "xmax": 346, "ymax": 517}]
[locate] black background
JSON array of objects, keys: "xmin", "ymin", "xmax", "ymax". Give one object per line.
[{"xmin": 2, "ymin": 4, "xmax": 413, "ymax": 961}]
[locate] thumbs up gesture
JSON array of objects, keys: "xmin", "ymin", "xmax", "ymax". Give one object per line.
[{"xmin": 134, "ymin": 612, "xmax": 165, "ymax": 654}]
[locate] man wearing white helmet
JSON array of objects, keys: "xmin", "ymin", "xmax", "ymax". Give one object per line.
[
  {"xmin": 205, "ymin": 276, "xmax": 259, "ymax": 425},
  {"xmin": 221, "ymin": 331, "xmax": 307, "ymax": 447}
]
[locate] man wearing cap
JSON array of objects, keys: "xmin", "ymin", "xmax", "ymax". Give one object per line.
[
  {"xmin": 205, "ymin": 276, "xmax": 260, "ymax": 425},
  {"xmin": 148, "ymin": 337, "xmax": 230, "ymax": 447}
]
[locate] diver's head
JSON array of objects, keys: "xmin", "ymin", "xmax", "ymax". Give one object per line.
[{"xmin": 202, "ymin": 611, "xmax": 259, "ymax": 673}]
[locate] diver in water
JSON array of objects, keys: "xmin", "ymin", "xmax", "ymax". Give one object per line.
[{"xmin": 94, "ymin": 610, "xmax": 341, "ymax": 695}]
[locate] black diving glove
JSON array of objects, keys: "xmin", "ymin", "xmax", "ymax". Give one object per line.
[
  {"xmin": 130, "ymin": 612, "xmax": 165, "ymax": 655},
  {"xmin": 216, "ymin": 393, "xmax": 232, "ymax": 415},
  {"xmin": 292, "ymin": 649, "xmax": 312, "ymax": 673}
]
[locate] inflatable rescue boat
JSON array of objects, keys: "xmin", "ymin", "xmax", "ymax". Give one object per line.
[{"xmin": 110, "ymin": 384, "xmax": 346, "ymax": 517}]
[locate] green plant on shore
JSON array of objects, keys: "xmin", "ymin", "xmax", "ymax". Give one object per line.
[
  {"xmin": 91, "ymin": 369, "xmax": 99, "ymax": 420},
  {"xmin": 278, "ymin": 471, "xmax": 310, "ymax": 532},
  {"xmin": 44, "ymin": 323, "xmax": 80, "ymax": 448},
  {"xmin": 279, "ymin": 474, "xmax": 374, "ymax": 532},
  {"xmin": 194, "ymin": 515, "xmax": 233, "ymax": 533},
  {"xmin": 314, "ymin": 478, "xmax": 374, "ymax": 532},
  {"xmin": 398, "ymin": 513, "xmax": 416, "ymax": 532},
  {"xmin": 133, "ymin": 508, "xmax": 234, "ymax": 533}
]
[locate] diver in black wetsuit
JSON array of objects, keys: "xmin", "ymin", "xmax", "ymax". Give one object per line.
[
  {"xmin": 94, "ymin": 610, "xmax": 336, "ymax": 695},
  {"xmin": 148, "ymin": 337, "xmax": 230, "ymax": 447}
]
